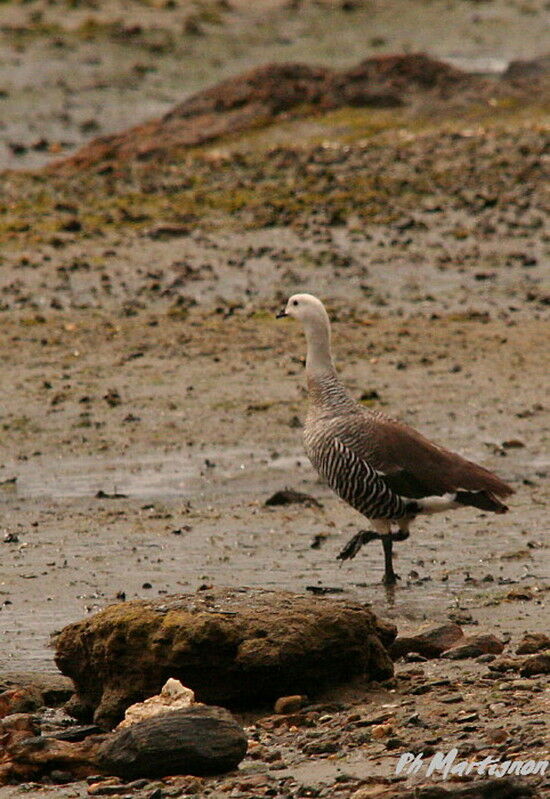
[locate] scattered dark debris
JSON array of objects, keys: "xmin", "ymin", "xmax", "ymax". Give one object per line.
[
  {"xmin": 305, "ymin": 585, "xmax": 345, "ymax": 595},
  {"xmin": 265, "ymin": 488, "xmax": 323, "ymax": 508}
]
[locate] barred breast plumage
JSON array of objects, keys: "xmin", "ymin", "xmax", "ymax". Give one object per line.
[{"xmin": 304, "ymin": 382, "xmax": 410, "ymax": 521}]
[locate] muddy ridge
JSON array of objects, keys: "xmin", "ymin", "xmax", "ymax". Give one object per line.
[{"xmin": 47, "ymin": 53, "xmax": 548, "ymax": 176}]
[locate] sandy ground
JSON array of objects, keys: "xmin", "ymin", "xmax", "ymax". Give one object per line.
[{"xmin": 0, "ymin": 1, "xmax": 549, "ymax": 797}]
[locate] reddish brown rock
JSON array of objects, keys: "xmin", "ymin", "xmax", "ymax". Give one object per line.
[
  {"xmin": 516, "ymin": 632, "xmax": 550, "ymax": 655},
  {"xmin": 506, "ymin": 587, "xmax": 534, "ymax": 601},
  {"xmin": 0, "ymin": 686, "xmax": 43, "ymax": 719},
  {"xmin": 55, "ymin": 588, "xmax": 395, "ymax": 728},
  {"xmin": 0, "ymin": 714, "xmax": 98, "ymax": 785},
  {"xmin": 389, "ymin": 623, "xmax": 464, "ymax": 660},
  {"xmin": 488, "ymin": 657, "xmax": 522, "ymax": 673},
  {"xmin": 0, "ymin": 713, "xmax": 40, "ymax": 750},
  {"xmin": 0, "ymin": 706, "xmax": 246, "ymax": 784},
  {"xmin": 273, "ymin": 695, "xmax": 304, "ymax": 715},
  {"xmin": 442, "ymin": 633, "xmax": 505, "ymax": 660},
  {"xmin": 519, "ymin": 653, "xmax": 550, "ymax": 677}
]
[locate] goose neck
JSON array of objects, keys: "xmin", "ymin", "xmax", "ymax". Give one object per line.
[{"xmin": 304, "ymin": 318, "xmax": 335, "ymax": 379}]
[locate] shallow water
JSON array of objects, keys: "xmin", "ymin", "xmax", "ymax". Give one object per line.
[{"xmin": 11, "ymin": 447, "xmax": 302, "ymax": 500}]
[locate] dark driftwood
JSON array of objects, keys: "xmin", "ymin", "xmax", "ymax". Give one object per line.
[
  {"xmin": 0, "ymin": 706, "xmax": 247, "ymax": 785},
  {"xmin": 97, "ymin": 706, "xmax": 248, "ymax": 778}
]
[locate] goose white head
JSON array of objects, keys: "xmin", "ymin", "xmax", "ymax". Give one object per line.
[{"xmin": 277, "ymin": 293, "xmax": 335, "ymax": 376}]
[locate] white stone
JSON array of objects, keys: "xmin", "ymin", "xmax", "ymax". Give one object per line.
[{"xmin": 116, "ymin": 678, "xmax": 196, "ymax": 729}]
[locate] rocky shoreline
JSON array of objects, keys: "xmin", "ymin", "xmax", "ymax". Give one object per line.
[{"xmin": 1, "ymin": 612, "xmax": 548, "ymax": 796}]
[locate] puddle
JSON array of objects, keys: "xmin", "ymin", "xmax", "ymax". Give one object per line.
[{"xmin": 5, "ymin": 448, "xmax": 304, "ymax": 501}]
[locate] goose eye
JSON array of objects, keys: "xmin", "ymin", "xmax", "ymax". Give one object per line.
[{"xmin": 292, "ymin": 300, "xmax": 298, "ymax": 306}]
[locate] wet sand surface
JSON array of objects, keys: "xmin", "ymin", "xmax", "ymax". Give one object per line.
[{"xmin": 1, "ymin": 303, "xmax": 548, "ymax": 675}]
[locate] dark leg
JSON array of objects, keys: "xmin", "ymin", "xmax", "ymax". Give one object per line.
[
  {"xmin": 337, "ymin": 530, "xmax": 379, "ymax": 561},
  {"xmin": 381, "ymin": 534, "xmax": 399, "ymax": 584},
  {"xmin": 338, "ymin": 528, "xmax": 410, "ymax": 563},
  {"xmin": 338, "ymin": 527, "xmax": 410, "ymax": 584}
]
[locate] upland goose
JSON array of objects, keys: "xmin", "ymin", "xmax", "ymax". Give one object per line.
[{"xmin": 277, "ymin": 293, "xmax": 513, "ymax": 584}]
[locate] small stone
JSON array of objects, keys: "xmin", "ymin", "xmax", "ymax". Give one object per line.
[
  {"xmin": 87, "ymin": 778, "xmax": 123, "ymax": 795},
  {"xmin": 265, "ymin": 488, "xmax": 322, "ymax": 508},
  {"xmin": 506, "ymin": 587, "xmax": 534, "ymax": 601},
  {"xmin": 351, "ymin": 787, "xmax": 390, "ymax": 799},
  {"xmin": 371, "ymin": 722, "xmax": 393, "ymax": 739},
  {"xmin": 0, "ymin": 686, "xmax": 43, "ymax": 719},
  {"xmin": 103, "ymin": 389, "xmax": 122, "ymax": 407},
  {"xmin": 520, "ymin": 653, "xmax": 550, "ymax": 677},
  {"xmin": 509, "ymin": 678, "xmax": 536, "ymax": 689},
  {"xmin": 390, "ymin": 623, "xmax": 464, "ymax": 659},
  {"xmin": 516, "ymin": 632, "xmax": 550, "ymax": 654},
  {"xmin": 385, "ymin": 736, "xmax": 404, "ymax": 749},
  {"xmin": 442, "ymin": 633, "xmax": 505, "ymax": 660},
  {"xmin": 117, "ymin": 678, "xmax": 196, "ymax": 729},
  {"xmin": 447, "ymin": 610, "xmax": 476, "ymax": 625},
  {"xmin": 404, "ymin": 653, "xmax": 428, "ymax": 663},
  {"xmin": 488, "ymin": 657, "xmax": 522, "ymax": 673},
  {"xmin": 439, "ymin": 693, "xmax": 463, "ymax": 704},
  {"xmin": 486, "ymin": 728, "xmax": 508, "ymax": 743},
  {"xmin": 454, "ymin": 711, "xmax": 479, "ymax": 723},
  {"xmin": 274, "ymin": 695, "xmax": 304, "ymax": 714}
]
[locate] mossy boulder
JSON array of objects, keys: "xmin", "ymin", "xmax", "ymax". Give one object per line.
[{"xmin": 54, "ymin": 588, "xmax": 395, "ymax": 729}]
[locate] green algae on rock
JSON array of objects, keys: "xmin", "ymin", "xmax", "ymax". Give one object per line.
[{"xmin": 54, "ymin": 587, "xmax": 396, "ymax": 729}]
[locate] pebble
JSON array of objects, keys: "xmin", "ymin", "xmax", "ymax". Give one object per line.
[
  {"xmin": 509, "ymin": 678, "xmax": 536, "ymax": 690},
  {"xmin": 0, "ymin": 685, "xmax": 43, "ymax": 718},
  {"xmin": 274, "ymin": 695, "xmax": 305, "ymax": 714},
  {"xmin": 486, "ymin": 728, "xmax": 508, "ymax": 743},
  {"xmin": 516, "ymin": 632, "xmax": 550, "ymax": 654},
  {"xmin": 488, "ymin": 656, "xmax": 522, "ymax": 672},
  {"xmin": 439, "ymin": 693, "xmax": 463, "ymax": 703},
  {"xmin": 87, "ymin": 779, "xmax": 123, "ymax": 795},
  {"xmin": 498, "ymin": 680, "xmax": 533, "ymax": 691},
  {"xmin": 371, "ymin": 723, "xmax": 393, "ymax": 739},
  {"xmin": 351, "ymin": 787, "xmax": 389, "ymax": 799},
  {"xmin": 454, "ymin": 711, "xmax": 479, "ymax": 723},
  {"xmin": 520, "ymin": 652, "xmax": 550, "ymax": 676}
]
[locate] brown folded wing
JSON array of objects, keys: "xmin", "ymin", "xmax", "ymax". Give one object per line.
[{"xmin": 356, "ymin": 412, "xmax": 514, "ymax": 500}]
